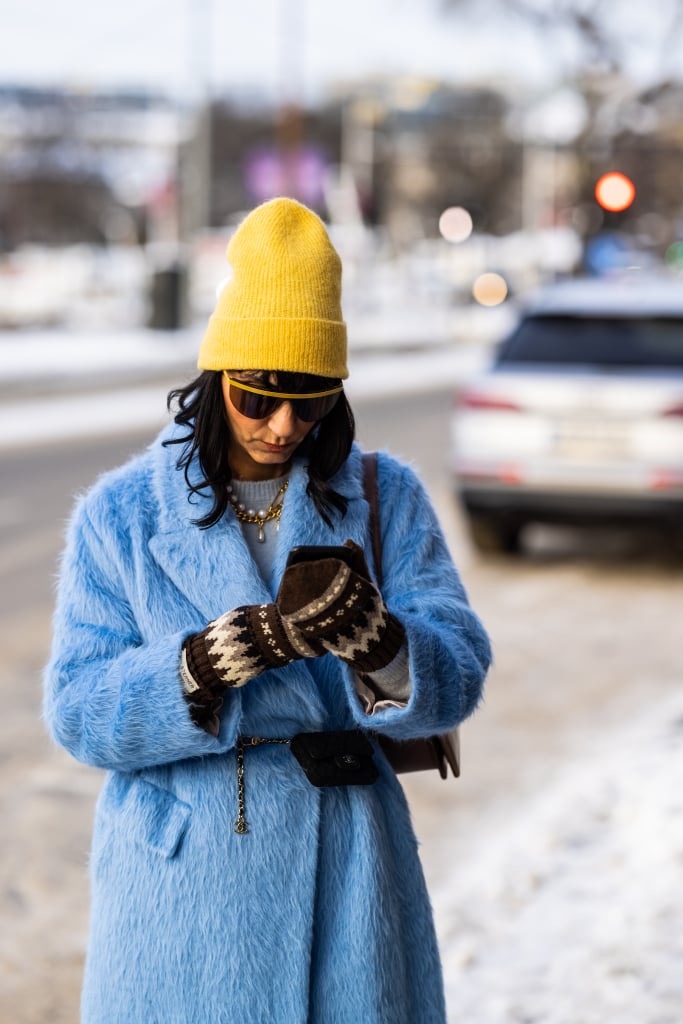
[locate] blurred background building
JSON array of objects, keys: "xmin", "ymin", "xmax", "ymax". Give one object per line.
[{"xmin": 0, "ymin": 0, "xmax": 681, "ymax": 331}]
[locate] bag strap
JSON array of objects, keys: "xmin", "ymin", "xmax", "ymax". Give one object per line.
[{"xmin": 361, "ymin": 452, "xmax": 383, "ymax": 588}]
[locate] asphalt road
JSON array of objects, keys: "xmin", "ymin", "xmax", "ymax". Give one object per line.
[{"xmin": 2, "ymin": 386, "xmax": 682, "ymax": 1023}]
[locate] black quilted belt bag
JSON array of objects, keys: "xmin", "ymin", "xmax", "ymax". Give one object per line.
[
  {"xmin": 289, "ymin": 729, "xmax": 379, "ymax": 787},
  {"xmin": 234, "ymin": 730, "xmax": 379, "ymax": 834}
]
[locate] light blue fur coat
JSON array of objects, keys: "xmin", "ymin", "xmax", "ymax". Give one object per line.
[{"xmin": 44, "ymin": 424, "xmax": 491, "ymax": 1024}]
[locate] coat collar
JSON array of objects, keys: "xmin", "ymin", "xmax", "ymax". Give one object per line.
[{"xmin": 147, "ymin": 423, "xmax": 370, "ymax": 622}]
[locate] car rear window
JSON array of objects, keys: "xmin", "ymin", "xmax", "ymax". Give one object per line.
[{"xmin": 498, "ymin": 315, "xmax": 683, "ymax": 368}]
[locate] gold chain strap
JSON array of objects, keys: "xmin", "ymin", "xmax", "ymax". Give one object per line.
[{"xmin": 234, "ymin": 736, "xmax": 291, "ymax": 835}]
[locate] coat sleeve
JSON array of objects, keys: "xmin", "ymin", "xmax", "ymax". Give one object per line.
[
  {"xmin": 43, "ymin": 495, "xmax": 234, "ymax": 772},
  {"xmin": 342, "ymin": 455, "xmax": 492, "ymax": 738}
]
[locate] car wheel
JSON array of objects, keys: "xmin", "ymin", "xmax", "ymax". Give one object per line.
[{"xmin": 466, "ymin": 514, "xmax": 522, "ymax": 555}]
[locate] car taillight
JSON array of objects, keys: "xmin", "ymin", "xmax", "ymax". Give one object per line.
[
  {"xmin": 457, "ymin": 389, "xmax": 522, "ymax": 412},
  {"xmin": 650, "ymin": 469, "xmax": 683, "ymax": 490},
  {"xmin": 455, "ymin": 462, "xmax": 524, "ymax": 485},
  {"xmin": 661, "ymin": 402, "xmax": 683, "ymax": 418}
]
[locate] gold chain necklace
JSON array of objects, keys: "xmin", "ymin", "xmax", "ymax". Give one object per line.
[{"xmin": 226, "ymin": 478, "xmax": 289, "ymax": 543}]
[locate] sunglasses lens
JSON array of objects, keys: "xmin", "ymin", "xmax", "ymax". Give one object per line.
[
  {"xmin": 292, "ymin": 391, "xmax": 341, "ymax": 421},
  {"xmin": 229, "ymin": 385, "xmax": 279, "ymax": 419},
  {"xmin": 229, "ymin": 379, "xmax": 342, "ymax": 421}
]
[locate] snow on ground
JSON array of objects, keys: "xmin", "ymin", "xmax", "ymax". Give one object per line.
[{"xmin": 436, "ymin": 692, "xmax": 683, "ymax": 1024}]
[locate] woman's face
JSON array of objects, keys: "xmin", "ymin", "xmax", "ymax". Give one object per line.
[{"xmin": 221, "ymin": 371, "xmax": 317, "ymax": 480}]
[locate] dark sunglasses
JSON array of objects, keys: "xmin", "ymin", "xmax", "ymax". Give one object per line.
[{"xmin": 225, "ymin": 374, "xmax": 343, "ymax": 422}]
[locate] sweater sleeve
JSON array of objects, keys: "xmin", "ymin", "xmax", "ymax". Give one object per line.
[
  {"xmin": 43, "ymin": 498, "xmax": 236, "ymax": 772},
  {"xmin": 353, "ymin": 644, "xmax": 412, "ymax": 713},
  {"xmin": 342, "ymin": 456, "xmax": 492, "ymax": 738}
]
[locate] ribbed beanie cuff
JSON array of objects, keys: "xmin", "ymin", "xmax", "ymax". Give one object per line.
[{"xmin": 198, "ymin": 316, "xmax": 347, "ymax": 378}]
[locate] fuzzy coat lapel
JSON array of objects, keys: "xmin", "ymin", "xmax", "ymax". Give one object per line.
[{"xmin": 148, "ymin": 426, "xmax": 373, "ymax": 621}]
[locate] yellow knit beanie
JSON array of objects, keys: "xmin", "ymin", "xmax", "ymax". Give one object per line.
[{"xmin": 197, "ymin": 197, "xmax": 348, "ymax": 379}]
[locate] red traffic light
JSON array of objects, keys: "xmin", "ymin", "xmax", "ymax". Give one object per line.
[{"xmin": 595, "ymin": 172, "xmax": 636, "ymax": 212}]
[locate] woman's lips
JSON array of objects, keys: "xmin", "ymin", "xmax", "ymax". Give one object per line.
[{"xmin": 260, "ymin": 441, "xmax": 295, "ymax": 453}]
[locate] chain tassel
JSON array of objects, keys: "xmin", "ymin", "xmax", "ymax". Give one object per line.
[{"xmin": 234, "ymin": 736, "xmax": 291, "ymax": 835}]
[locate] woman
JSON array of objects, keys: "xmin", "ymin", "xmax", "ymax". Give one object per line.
[{"xmin": 44, "ymin": 198, "xmax": 491, "ymax": 1024}]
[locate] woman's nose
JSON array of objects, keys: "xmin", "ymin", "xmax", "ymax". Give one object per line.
[{"xmin": 268, "ymin": 400, "xmax": 298, "ymax": 436}]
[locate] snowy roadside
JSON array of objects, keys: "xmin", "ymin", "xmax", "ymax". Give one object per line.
[
  {"xmin": 0, "ymin": 333, "xmax": 487, "ymax": 450},
  {"xmin": 436, "ymin": 691, "xmax": 683, "ymax": 1024}
]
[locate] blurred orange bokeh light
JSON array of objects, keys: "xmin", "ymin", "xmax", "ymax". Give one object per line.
[
  {"xmin": 472, "ymin": 272, "xmax": 508, "ymax": 307},
  {"xmin": 595, "ymin": 172, "xmax": 636, "ymax": 212}
]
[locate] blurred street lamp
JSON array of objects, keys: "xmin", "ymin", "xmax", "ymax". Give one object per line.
[
  {"xmin": 179, "ymin": 0, "xmax": 212, "ymax": 240},
  {"xmin": 274, "ymin": 0, "xmax": 306, "ymax": 199},
  {"xmin": 150, "ymin": 0, "xmax": 212, "ymax": 329}
]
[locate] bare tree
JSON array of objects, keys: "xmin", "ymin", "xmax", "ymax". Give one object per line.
[{"xmin": 440, "ymin": 0, "xmax": 683, "ymax": 80}]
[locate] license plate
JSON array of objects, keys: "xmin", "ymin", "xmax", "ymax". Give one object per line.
[{"xmin": 553, "ymin": 420, "xmax": 630, "ymax": 460}]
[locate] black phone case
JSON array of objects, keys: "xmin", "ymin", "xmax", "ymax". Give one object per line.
[{"xmin": 285, "ymin": 544, "xmax": 357, "ymax": 568}]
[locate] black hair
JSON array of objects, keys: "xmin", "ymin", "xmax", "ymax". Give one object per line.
[{"xmin": 163, "ymin": 370, "xmax": 355, "ymax": 529}]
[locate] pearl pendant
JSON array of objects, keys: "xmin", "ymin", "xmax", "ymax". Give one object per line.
[{"xmin": 257, "ymin": 523, "xmax": 265, "ymax": 543}]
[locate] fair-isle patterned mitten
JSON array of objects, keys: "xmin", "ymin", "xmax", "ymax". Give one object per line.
[
  {"xmin": 275, "ymin": 540, "xmax": 405, "ymax": 674},
  {"xmin": 181, "ymin": 541, "xmax": 405, "ymax": 735},
  {"xmin": 180, "ymin": 602, "xmax": 310, "ymax": 734}
]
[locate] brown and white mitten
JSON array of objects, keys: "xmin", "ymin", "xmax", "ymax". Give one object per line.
[
  {"xmin": 180, "ymin": 602, "xmax": 307, "ymax": 733},
  {"xmin": 275, "ymin": 540, "xmax": 405, "ymax": 673},
  {"xmin": 181, "ymin": 541, "xmax": 405, "ymax": 734}
]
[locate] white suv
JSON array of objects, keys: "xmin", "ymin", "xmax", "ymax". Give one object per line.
[{"xmin": 450, "ymin": 275, "xmax": 683, "ymax": 553}]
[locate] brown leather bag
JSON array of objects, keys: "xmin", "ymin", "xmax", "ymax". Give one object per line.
[{"xmin": 361, "ymin": 452, "xmax": 460, "ymax": 779}]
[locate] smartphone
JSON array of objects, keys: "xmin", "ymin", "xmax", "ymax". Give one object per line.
[{"xmin": 285, "ymin": 544, "xmax": 358, "ymax": 569}]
